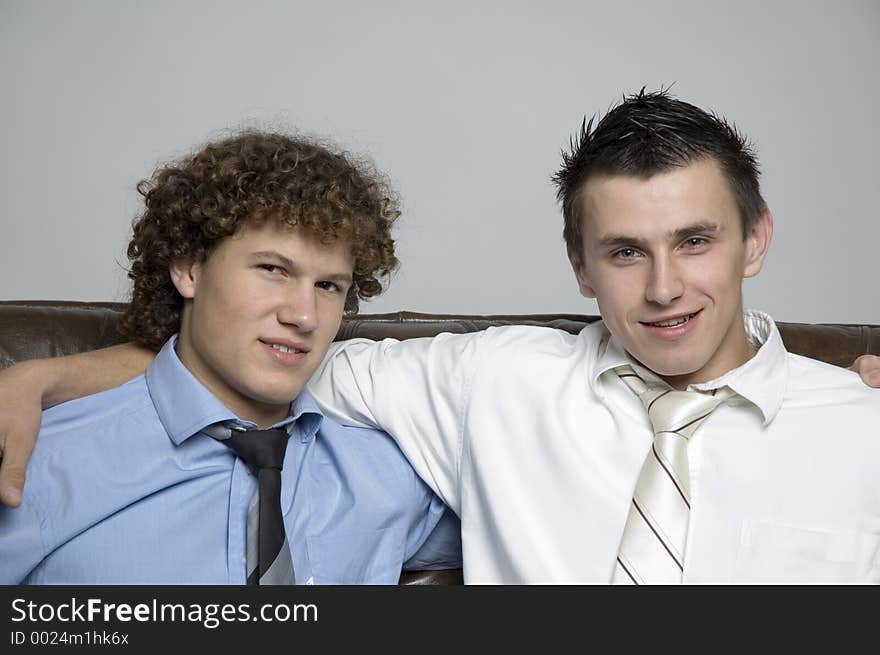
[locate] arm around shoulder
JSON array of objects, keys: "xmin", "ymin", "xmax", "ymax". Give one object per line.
[{"xmin": 0, "ymin": 342, "xmax": 155, "ymax": 507}]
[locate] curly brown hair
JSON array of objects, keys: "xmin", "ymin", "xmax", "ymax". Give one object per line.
[{"xmin": 120, "ymin": 131, "xmax": 400, "ymax": 351}]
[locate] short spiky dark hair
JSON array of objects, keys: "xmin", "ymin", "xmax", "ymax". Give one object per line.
[{"xmin": 553, "ymin": 88, "xmax": 766, "ymax": 257}]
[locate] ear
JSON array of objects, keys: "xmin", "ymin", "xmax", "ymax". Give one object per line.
[
  {"xmin": 169, "ymin": 259, "xmax": 200, "ymax": 299},
  {"xmin": 567, "ymin": 247, "xmax": 597, "ymax": 299},
  {"xmin": 742, "ymin": 207, "xmax": 773, "ymax": 278}
]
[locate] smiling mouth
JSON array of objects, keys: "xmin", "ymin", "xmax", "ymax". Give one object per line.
[
  {"xmin": 269, "ymin": 343, "xmax": 303, "ymax": 354},
  {"xmin": 641, "ymin": 311, "xmax": 701, "ymax": 328},
  {"xmin": 259, "ymin": 339, "xmax": 310, "ymax": 355}
]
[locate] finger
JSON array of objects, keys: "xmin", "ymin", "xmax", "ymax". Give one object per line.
[
  {"xmin": 849, "ymin": 354, "xmax": 869, "ymax": 372},
  {"xmin": 850, "ymin": 354, "xmax": 880, "ymax": 388},
  {"xmin": 0, "ymin": 437, "xmax": 31, "ymax": 508}
]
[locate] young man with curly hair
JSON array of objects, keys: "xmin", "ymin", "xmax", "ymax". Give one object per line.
[{"xmin": 0, "ymin": 132, "xmax": 460, "ymax": 584}]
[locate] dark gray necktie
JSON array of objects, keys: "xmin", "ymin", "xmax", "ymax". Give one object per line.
[{"xmin": 213, "ymin": 427, "xmax": 294, "ymax": 585}]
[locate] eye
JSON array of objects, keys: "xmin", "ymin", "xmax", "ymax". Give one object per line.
[
  {"xmin": 612, "ymin": 247, "xmax": 642, "ymax": 260},
  {"xmin": 316, "ymin": 281, "xmax": 343, "ymax": 293},
  {"xmin": 258, "ymin": 264, "xmax": 285, "ymax": 275},
  {"xmin": 681, "ymin": 237, "xmax": 708, "ymax": 250}
]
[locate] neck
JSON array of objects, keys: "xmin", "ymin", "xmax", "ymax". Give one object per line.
[
  {"xmin": 173, "ymin": 330, "xmax": 292, "ymax": 429},
  {"xmin": 235, "ymin": 404, "xmax": 291, "ymax": 430},
  {"xmin": 660, "ymin": 340, "xmax": 757, "ymax": 390}
]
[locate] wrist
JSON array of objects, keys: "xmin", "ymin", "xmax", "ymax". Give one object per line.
[{"xmin": 14, "ymin": 358, "xmax": 62, "ymax": 410}]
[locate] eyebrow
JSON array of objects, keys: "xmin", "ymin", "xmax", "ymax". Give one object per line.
[
  {"xmin": 251, "ymin": 250, "xmax": 353, "ymax": 284},
  {"xmin": 597, "ymin": 221, "xmax": 721, "ymax": 249}
]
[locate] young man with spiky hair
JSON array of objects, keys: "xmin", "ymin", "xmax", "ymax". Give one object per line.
[
  {"xmin": 0, "ymin": 132, "xmax": 459, "ymax": 584},
  {"xmin": 309, "ymin": 91, "xmax": 880, "ymax": 583},
  {"xmin": 1, "ymin": 92, "xmax": 879, "ymax": 584}
]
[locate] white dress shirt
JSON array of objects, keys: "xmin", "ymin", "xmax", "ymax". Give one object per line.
[{"xmin": 309, "ymin": 310, "xmax": 880, "ymax": 583}]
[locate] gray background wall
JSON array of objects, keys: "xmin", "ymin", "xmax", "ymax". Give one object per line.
[{"xmin": 2, "ymin": 0, "xmax": 878, "ymax": 323}]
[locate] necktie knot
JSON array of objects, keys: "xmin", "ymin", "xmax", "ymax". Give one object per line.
[
  {"xmin": 614, "ymin": 365, "xmax": 734, "ymax": 438},
  {"xmin": 222, "ymin": 428, "xmax": 289, "ymax": 471}
]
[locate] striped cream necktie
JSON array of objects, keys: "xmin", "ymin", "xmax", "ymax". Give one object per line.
[{"xmin": 612, "ymin": 365, "xmax": 735, "ymax": 584}]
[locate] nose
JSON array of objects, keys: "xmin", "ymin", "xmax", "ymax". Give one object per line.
[
  {"xmin": 645, "ymin": 254, "xmax": 684, "ymax": 305},
  {"xmin": 277, "ymin": 281, "xmax": 318, "ymax": 333}
]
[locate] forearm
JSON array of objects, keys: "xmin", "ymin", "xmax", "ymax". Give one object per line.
[
  {"xmin": 0, "ymin": 342, "xmax": 155, "ymax": 507},
  {"xmin": 22, "ymin": 342, "xmax": 155, "ymax": 409}
]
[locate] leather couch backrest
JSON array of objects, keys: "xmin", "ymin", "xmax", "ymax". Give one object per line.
[{"xmin": 2, "ymin": 301, "xmax": 878, "ymax": 370}]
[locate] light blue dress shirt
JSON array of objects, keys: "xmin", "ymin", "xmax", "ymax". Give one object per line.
[{"xmin": 0, "ymin": 336, "xmax": 461, "ymax": 584}]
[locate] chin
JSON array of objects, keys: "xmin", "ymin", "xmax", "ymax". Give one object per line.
[
  {"xmin": 634, "ymin": 352, "xmax": 706, "ymax": 379},
  {"xmin": 240, "ymin": 380, "xmax": 303, "ymax": 406},
  {"xmin": 261, "ymin": 387, "xmax": 305, "ymax": 404},
  {"xmin": 258, "ymin": 372, "xmax": 309, "ymax": 397}
]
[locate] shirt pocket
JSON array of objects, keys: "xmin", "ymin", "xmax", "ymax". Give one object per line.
[
  {"xmin": 306, "ymin": 527, "xmax": 405, "ymax": 584},
  {"xmin": 734, "ymin": 519, "xmax": 880, "ymax": 583}
]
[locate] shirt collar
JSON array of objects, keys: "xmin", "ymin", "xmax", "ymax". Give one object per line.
[
  {"xmin": 146, "ymin": 335, "xmax": 324, "ymax": 445},
  {"xmin": 288, "ymin": 388, "xmax": 325, "ymax": 443},
  {"xmin": 591, "ymin": 309, "xmax": 787, "ymax": 426},
  {"xmin": 700, "ymin": 310, "xmax": 787, "ymax": 426}
]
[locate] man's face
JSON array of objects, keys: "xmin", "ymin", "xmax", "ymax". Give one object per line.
[
  {"xmin": 569, "ymin": 158, "xmax": 772, "ymax": 388},
  {"xmin": 171, "ymin": 221, "xmax": 354, "ymax": 427}
]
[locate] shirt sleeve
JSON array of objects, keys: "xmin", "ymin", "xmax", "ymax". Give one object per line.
[
  {"xmin": 307, "ymin": 331, "xmax": 485, "ymax": 513},
  {"xmin": 402, "ymin": 499, "xmax": 463, "ymax": 571},
  {"xmin": 0, "ymin": 492, "xmax": 48, "ymax": 583}
]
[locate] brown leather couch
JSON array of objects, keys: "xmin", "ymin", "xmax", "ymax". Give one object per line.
[{"xmin": 2, "ymin": 300, "xmax": 879, "ymax": 585}]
